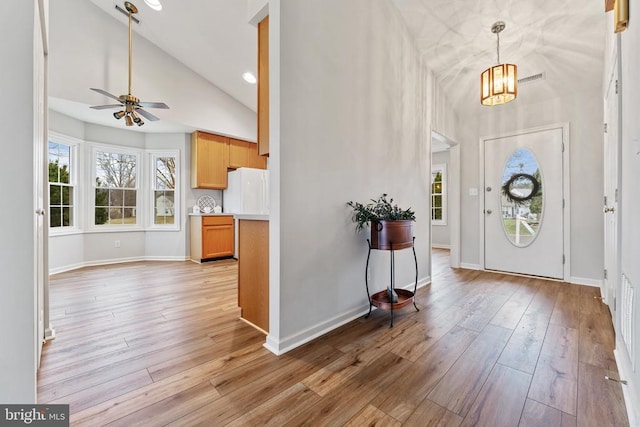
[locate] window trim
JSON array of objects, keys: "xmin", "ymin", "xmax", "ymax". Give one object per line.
[
  {"xmin": 48, "ymin": 131, "xmax": 81, "ymax": 236},
  {"xmin": 90, "ymin": 143, "xmax": 143, "ymax": 232},
  {"xmin": 432, "ymin": 163, "xmax": 447, "ymax": 226},
  {"xmin": 148, "ymin": 150, "xmax": 180, "ymax": 231}
]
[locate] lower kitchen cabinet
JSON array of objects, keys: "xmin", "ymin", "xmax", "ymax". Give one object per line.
[{"xmin": 190, "ymin": 215, "xmax": 234, "ymax": 261}]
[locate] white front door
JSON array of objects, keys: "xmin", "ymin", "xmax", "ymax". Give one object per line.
[
  {"xmin": 603, "ymin": 60, "xmax": 619, "ymax": 314},
  {"xmin": 484, "ymin": 128, "xmax": 564, "ymax": 279}
]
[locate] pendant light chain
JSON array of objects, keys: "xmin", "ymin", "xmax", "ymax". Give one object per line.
[{"xmin": 496, "ymin": 31, "xmax": 500, "ymax": 64}]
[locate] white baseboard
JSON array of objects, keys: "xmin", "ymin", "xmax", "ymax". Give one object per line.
[
  {"xmin": 614, "ymin": 348, "xmax": 639, "ymax": 427},
  {"xmin": 431, "ymin": 244, "xmax": 450, "ymax": 250},
  {"xmin": 569, "ymin": 276, "xmax": 602, "ymax": 288},
  {"xmin": 263, "ymin": 277, "xmax": 430, "ymax": 356},
  {"xmin": 49, "ymin": 256, "xmax": 190, "ymax": 275},
  {"xmin": 460, "ymin": 263, "xmax": 481, "ymax": 270}
]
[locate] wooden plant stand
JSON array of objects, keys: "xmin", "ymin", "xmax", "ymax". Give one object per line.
[{"xmin": 364, "ymin": 236, "xmax": 419, "ymax": 327}]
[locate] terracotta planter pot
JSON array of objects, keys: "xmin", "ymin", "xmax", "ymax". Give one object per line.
[{"xmin": 370, "ymin": 220, "xmax": 414, "ymax": 250}]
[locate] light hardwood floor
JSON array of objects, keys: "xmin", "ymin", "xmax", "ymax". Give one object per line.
[{"xmin": 38, "ymin": 251, "xmax": 629, "ymax": 426}]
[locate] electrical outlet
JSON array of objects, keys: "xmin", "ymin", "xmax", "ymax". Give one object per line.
[{"xmin": 115, "ymin": 240, "xmax": 121, "ymax": 248}]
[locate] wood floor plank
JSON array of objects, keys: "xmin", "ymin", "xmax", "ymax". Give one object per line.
[
  {"xmin": 403, "ymin": 399, "xmax": 463, "ymax": 426},
  {"xmin": 460, "ymin": 363, "xmax": 531, "ymax": 426},
  {"xmin": 344, "ymin": 404, "xmax": 402, "ymax": 427},
  {"xmin": 104, "ymin": 380, "xmax": 221, "ymax": 427},
  {"xmin": 577, "ymin": 362, "xmax": 629, "ymax": 426},
  {"xmin": 372, "ymin": 326, "xmax": 478, "ymax": 422},
  {"xmin": 528, "ymin": 354, "xmax": 578, "ymax": 415},
  {"xmin": 284, "ymin": 352, "xmax": 412, "ymax": 427},
  {"xmin": 519, "ymin": 399, "xmax": 562, "ymax": 426},
  {"xmin": 224, "ymin": 383, "xmax": 322, "ymax": 427},
  {"xmin": 427, "ymin": 324, "xmax": 512, "ymax": 417},
  {"xmin": 579, "ymin": 312, "xmax": 617, "ymax": 370},
  {"xmin": 550, "ymin": 286, "xmax": 581, "ymax": 329}
]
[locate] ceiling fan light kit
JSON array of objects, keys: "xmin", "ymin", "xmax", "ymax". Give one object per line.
[
  {"xmin": 90, "ymin": 1, "xmax": 169, "ymax": 127},
  {"xmin": 480, "ymin": 21, "xmax": 517, "ymax": 106}
]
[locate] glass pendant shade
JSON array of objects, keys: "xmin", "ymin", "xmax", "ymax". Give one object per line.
[{"xmin": 481, "ymin": 63, "xmax": 517, "ymax": 106}]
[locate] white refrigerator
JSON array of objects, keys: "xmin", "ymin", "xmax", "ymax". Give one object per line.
[
  {"xmin": 223, "ymin": 168, "xmax": 269, "ymax": 259},
  {"xmin": 223, "ymin": 167, "xmax": 269, "ymax": 215}
]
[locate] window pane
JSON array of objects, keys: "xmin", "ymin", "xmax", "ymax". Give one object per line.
[
  {"xmin": 50, "ymin": 207, "xmax": 61, "ymax": 227},
  {"xmin": 501, "ymin": 148, "xmax": 543, "ymax": 247},
  {"xmin": 432, "ymin": 208, "xmax": 442, "ymax": 220},
  {"xmin": 109, "ymin": 189, "xmax": 124, "ymax": 207},
  {"xmin": 123, "ymin": 208, "xmax": 136, "ymax": 224},
  {"xmin": 50, "ymin": 185, "xmax": 61, "ymax": 205},
  {"xmin": 62, "ymin": 207, "xmax": 72, "ymax": 227},
  {"xmin": 95, "ymin": 207, "xmax": 109, "ymax": 225},
  {"xmin": 96, "ymin": 152, "xmax": 137, "ymax": 188},
  {"xmin": 123, "ymin": 189, "xmax": 137, "ymax": 206},
  {"xmin": 62, "ymin": 186, "xmax": 72, "ymax": 205},
  {"xmin": 155, "ymin": 157, "xmax": 176, "ymax": 190},
  {"xmin": 155, "ymin": 190, "xmax": 175, "ymax": 224},
  {"xmin": 95, "ymin": 188, "xmax": 108, "ymax": 207},
  {"xmin": 433, "ymin": 195, "xmax": 442, "ymax": 208},
  {"xmin": 109, "ymin": 207, "xmax": 124, "ymax": 224}
]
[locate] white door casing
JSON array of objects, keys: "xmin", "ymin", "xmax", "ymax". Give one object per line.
[
  {"xmin": 603, "ymin": 52, "xmax": 620, "ymax": 317},
  {"xmin": 483, "ymin": 127, "xmax": 565, "ymax": 279}
]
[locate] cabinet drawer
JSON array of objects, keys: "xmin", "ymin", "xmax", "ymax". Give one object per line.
[{"xmin": 202, "ymin": 215, "xmax": 233, "ymax": 226}]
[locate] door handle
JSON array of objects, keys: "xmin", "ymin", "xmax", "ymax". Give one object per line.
[
  {"xmin": 35, "ymin": 209, "xmax": 45, "ymax": 216},
  {"xmin": 486, "ymin": 209, "xmax": 493, "ymax": 215},
  {"xmin": 603, "ymin": 206, "xmax": 615, "ymax": 213}
]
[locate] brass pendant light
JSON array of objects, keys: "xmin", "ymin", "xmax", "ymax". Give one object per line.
[{"xmin": 480, "ymin": 21, "xmax": 517, "ymax": 106}]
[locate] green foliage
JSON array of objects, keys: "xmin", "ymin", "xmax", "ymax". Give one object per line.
[
  {"xmin": 95, "ymin": 178, "xmax": 109, "ymax": 225},
  {"xmin": 347, "ymin": 193, "xmax": 416, "ymax": 232},
  {"xmin": 528, "ymin": 169, "xmax": 543, "ymax": 215}
]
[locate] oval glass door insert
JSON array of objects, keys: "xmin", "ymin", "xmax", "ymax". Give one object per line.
[{"xmin": 500, "ymin": 148, "xmax": 543, "ymax": 247}]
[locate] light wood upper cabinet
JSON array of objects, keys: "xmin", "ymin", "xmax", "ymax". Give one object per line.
[
  {"xmin": 258, "ymin": 16, "xmax": 269, "ymax": 157},
  {"xmin": 229, "ymin": 138, "xmax": 267, "ymax": 170},
  {"xmin": 191, "ymin": 131, "xmax": 229, "ymax": 189}
]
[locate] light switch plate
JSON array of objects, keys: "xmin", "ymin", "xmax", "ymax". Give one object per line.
[{"xmin": 469, "ymin": 187, "xmax": 478, "ymax": 196}]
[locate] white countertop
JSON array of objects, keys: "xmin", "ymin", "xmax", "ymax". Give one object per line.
[{"xmin": 234, "ymin": 214, "xmax": 269, "ymax": 221}]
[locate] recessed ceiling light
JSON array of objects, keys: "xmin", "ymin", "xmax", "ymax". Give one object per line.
[
  {"xmin": 144, "ymin": 0, "xmax": 162, "ymax": 11},
  {"xmin": 242, "ymin": 72, "xmax": 257, "ymax": 84}
]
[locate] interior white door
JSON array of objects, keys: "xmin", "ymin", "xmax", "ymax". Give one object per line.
[
  {"xmin": 484, "ymin": 128, "xmax": 564, "ymax": 279},
  {"xmin": 603, "ymin": 61, "xmax": 619, "ymax": 315}
]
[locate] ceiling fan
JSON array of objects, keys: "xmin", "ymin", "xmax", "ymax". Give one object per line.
[{"xmin": 89, "ymin": 1, "xmax": 169, "ymax": 127}]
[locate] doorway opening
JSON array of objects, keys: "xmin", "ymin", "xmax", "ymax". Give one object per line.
[{"xmin": 430, "ymin": 130, "xmax": 460, "ymax": 282}]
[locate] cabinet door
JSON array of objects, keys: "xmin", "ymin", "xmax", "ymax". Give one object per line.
[
  {"xmin": 229, "ymin": 138, "xmax": 267, "ymax": 170},
  {"xmin": 228, "ymin": 138, "xmax": 249, "ymax": 169},
  {"xmin": 202, "ymin": 216, "xmax": 234, "ymax": 258},
  {"xmin": 247, "ymin": 142, "xmax": 267, "ymax": 169},
  {"xmin": 257, "ymin": 16, "xmax": 269, "ymax": 156},
  {"xmin": 191, "ymin": 131, "xmax": 229, "ymax": 189}
]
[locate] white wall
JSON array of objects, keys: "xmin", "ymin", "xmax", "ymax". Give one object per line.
[
  {"xmin": 49, "ymin": 0, "xmax": 256, "ymax": 140},
  {"xmin": 0, "ymin": 0, "xmax": 38, "ymax": 403},
  {"xmin": 617, "ymin": 3, "xmax": 640, "ymax": 422},
  {"xmin": 268, "ymin": 0, "xmax": 458, "ymax": 353},
  {"xmin": 457, "ymin": 91, "xmax": 604, "ymax": 282},
  {"xmin": 431, "ymin": 150, "xmax": 451, "ymax": 247},
  {"xmin": 48, "ymin": 111, "xmax": 222, "ymax": 272}
]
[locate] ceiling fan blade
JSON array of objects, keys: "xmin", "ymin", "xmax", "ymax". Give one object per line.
[
  {"xmin": 137, "ymin": 101, "xmax": 169, "ymax": 109},
  {"xmin": 135, "ymin": 108, "xmax": 160, "ymax": 121},
  {"xmin": 90, "ymin": 88, "xmax": 122, "ymax": 102},
  {"xmin": 90, "ymin": 104, "xmax": 123, "ymax": 110}
]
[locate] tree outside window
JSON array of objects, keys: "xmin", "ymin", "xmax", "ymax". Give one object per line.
[
  {"xmin": 95, "ymin": 151, "xmax": 138, "ymax": 225},
  {"xmin": 48, "ymin": 142, "xmax": 74, "ymax": 228}
]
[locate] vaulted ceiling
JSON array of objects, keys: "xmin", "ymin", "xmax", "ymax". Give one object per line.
[{"xmin": 52, "ymin": 0, "xmax": 607, "ymax": 131}]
